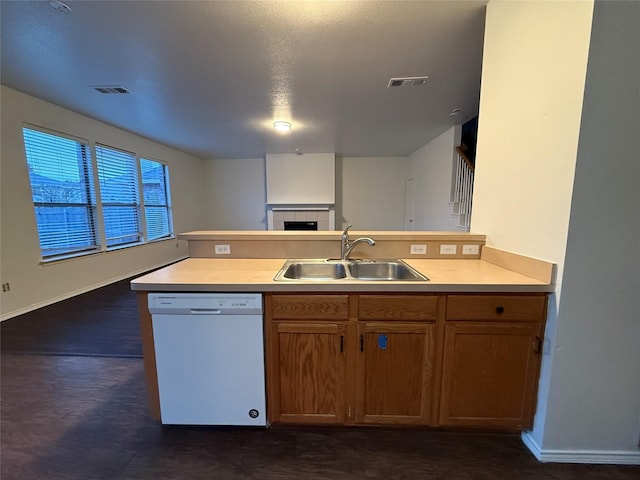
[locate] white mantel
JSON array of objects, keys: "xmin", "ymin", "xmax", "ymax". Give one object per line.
[{"xmin": 265, "ymin": 153, "xmax": 336, "ymax": 230}]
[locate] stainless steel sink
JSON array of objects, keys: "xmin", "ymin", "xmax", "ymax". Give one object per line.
[
  {"xmin": 348, "ymin": 260, "xmax": 428, "ymax": 281},
  {"xmin": 279, "ymin": 260, "xmax": 347, "ymax": 280},
  {"xmin": 274, "ymin": 259, "xmax": 428, "ymax": 282}
]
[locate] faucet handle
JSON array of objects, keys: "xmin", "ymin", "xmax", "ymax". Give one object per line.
[{"xmin": 340, "ymin": 225, "xmax": 352, "ymax": 260}]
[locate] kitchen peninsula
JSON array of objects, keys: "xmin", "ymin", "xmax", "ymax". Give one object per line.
[{"xmin": 131, "ymin": 231, "xmax": 554, "ymax": 430}]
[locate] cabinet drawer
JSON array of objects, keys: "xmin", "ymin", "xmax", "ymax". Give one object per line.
[
  {"xmin": 446, "ymin": 295, "xmax": 546, "ymax": 322},
  {"xmin": 359, "ymin": 295, "xmax": 439, "ymax": 321},
  {"xmin": 271, "ymin": 295, "xmax": 350, "ymax": 320}
]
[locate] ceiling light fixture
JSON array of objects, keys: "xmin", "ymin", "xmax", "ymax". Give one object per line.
[{"xmin": 273, "ymin": 121, "xmax": 292, "ymax": 132}]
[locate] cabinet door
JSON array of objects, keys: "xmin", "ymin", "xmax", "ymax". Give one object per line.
[
  {"xmin": 439, "ymin": 322, "xmax": 542, "ymax": 429},
  {"xmin": 355, "ymin": 322, "xmax": 435, "ymax": 425},
  {"xmin": 269, "ymin": 322, "xmax": 348, "ymax": 424}
]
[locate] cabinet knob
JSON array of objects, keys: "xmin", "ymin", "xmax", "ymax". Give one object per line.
[{"xmin": 496, "ymin": 306, "xmax": 505, "ymax": 314}]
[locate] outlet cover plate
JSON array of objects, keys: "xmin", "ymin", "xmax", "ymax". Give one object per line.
[
  {"xmin": 462, "ymin": 244, "xmax": 480, "ymax": 255},
  {"xmin": 440, "ymin": 244, "xmax": 457, "ymax": 255},
  {"xmin": 410, "ymin": 244, "xmax": 427, "ymax": 255},
  {"xmin": 214, "ymin": 244, "xmax": 231, "ymax": 254}
]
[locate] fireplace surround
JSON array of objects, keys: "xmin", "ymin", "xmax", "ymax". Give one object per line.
[{"xmin": 266, "ymin": 206, "xmax": 335, "ymax": 231}]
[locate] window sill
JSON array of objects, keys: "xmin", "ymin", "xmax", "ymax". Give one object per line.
[
  {"xmin": 40, "ymin": 249, "xmax": 102, "ymax": 265},
  {"xmin": 106, "ymin": 236, "xmax": 176, "ymax": 253},
  {"xmin": 41, "ymin": 236, "xmax": 177, "ymax": 264}
]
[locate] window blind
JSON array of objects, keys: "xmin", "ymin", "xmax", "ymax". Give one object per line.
[
  {"xmin": 95, "ymin": 144, "xmax": 141, "ymax": 248},
  {"xmin": 22, "ymin": 127, "xmax": 99, "ymax": 258},
  {"xmin": 140, "ymin": 158, "xmax": 173, "ymax": 240},
  {"xmin": 23, "ymin": 125, "xmax": 175, "ymax": 261}
]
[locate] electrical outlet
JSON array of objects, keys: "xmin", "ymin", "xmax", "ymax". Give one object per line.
[
  {"xmin": 462, "ymin": 244, "xmax": 480, "ymax": 255},
  {"xmin": 214, "ymin": 244, "xmax": 231, "ymax": 255},
  {"xmin": 410, "ymin": 244, "xmax": 427, "ymax": 255},
  {"xmin": 2, "ymin": 283, "xmax": 10, "ymax": 292},
  {"xmin": 439, "ymin": 244, "xmax": 457, "ymax": 255}
]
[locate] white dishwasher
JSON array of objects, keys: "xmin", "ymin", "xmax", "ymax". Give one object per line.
[{"xmin": 148, "ymin": 293, "xmax": 266, "ymax": 426}]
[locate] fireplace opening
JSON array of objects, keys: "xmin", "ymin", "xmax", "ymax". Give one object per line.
[
  {"xmin": 284, "ymin": 221, "xmax": 318, "ymax": 231},
  {"xmin": 267, "ymin": 207, "xmax": 334, "ymax": 230}
]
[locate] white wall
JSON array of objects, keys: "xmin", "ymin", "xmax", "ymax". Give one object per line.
[
  {"xmin": 202, "ymin": 158, "xmax": 266, "ymax": 230},
  {"xmin": 0, "ymin": 86, "xmax": 206, "ymax": 319},
  {"xmin": 473, "ymin": 0, "xmax": 593, "ymax": 456},
  {"xmin": 471, "ymin": 2, "xmax": 593, "ymax": 451},
  {"xmin": 537, "ymin": 1, "xmax": 640, "ymax": 459},
  {"xmin": 472, "ymin": 1, "xmax": 592, "ymax": 277},
  {"xmin": 473, "ymin": 0, "xmax": 640, "ymax": 463},
  {"xmin": 201, "ymin": 155, "xmax": 408, "ymax": 231},
  {"xmin": 266, "ymin": 153, "xmax": 335, "ymax": 205},
  {"xmin": 338, "ymin": 156, "xmax": 407, "ymax": 230},
  {"xmin": 408, "ymin": 126, "xmax": 461, "ymax": 230}
]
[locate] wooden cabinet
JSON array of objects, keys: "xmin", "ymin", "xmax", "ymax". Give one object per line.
[
  {"xmin": 266, "ymin": 293, "xmax": 440, "ymax": 426},
  {"xmin": 271, "ymin": 294, "xmax": 349, "ymax": 321},
  {"xmin": 355, "ymin": 294, "xmax": 440, "ymax": 425},
  {"xmin": 269, "ymin": 322, "xmax": 348, "ymax": 424},
  {"xmin": 266, "ymin": 294, "xmax": 351, "ymax": 424},
  {"xmin": 356, "ymin": 322, "xmax": 435, "ymax": 424},
  {"xmin": 439, "ymin": 294, "xmax": 546, "ymax": 429},
  {"xmin": 265, "ymin": 292, "xmax": 547, "ymax": 430},
  {"xmin": 358, "ymin": 294, "xmax": 440, "ymax": 321},
  {"xmin": 445, "ymin": 295, "xmax": 547, "ymax": 322}
]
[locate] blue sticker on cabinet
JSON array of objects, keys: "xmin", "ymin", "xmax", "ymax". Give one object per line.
[{"xmin": 378, "ymin": 334, "xmax": 388, "ymax": 350}]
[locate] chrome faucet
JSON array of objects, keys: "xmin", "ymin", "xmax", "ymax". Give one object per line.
[{"xmin": 340, "ymin": 225, "xmax": 375, "ymax": 261}]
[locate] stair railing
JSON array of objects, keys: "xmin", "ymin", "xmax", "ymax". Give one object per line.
[{"xmin": 451, "ymin": 147, "xmax": 475, "ymax": 231}]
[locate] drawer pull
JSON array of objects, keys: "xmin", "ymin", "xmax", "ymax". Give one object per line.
[
  {"xmin": 360, "ymin": 334, "xmax": 364, "ymax": 352},
  {"xmin": 340, "ymin": 335, "xmax": 344, "ymax": 353},
  {"xmin": 496, "ymin": 306, "xmax": 505, "ymax": 314}
]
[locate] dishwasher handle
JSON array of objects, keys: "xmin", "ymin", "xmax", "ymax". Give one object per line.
[{"xmin": 189, "ymin": 308, "xmax": 223, "ymax": 315}]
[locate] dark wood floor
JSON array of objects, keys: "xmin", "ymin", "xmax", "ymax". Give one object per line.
[
  {"xmin": 1, "ymin": 280, "xmax": 638, "ymax": 480},
  {"xmin": 1, "ymin": 278, "xmax": 142, "ymax": 357}
]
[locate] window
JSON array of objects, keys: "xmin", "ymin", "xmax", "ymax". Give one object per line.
[
  {"xmin": 140, "ymin": 158, "xmax": 173, "ymax": 240},
  {"xmin": 95, "ymin": 144, "xmax": 141, "ymax": 248},
  {"xmin": 22, "ymin": 127, "xmax": 99, "ymax": 258},
  {"xmin": 22, "ymin": 126, "xmax": 174, "ymax": 261}
]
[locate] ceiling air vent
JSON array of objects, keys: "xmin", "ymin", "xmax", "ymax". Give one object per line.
[
  {"xmin": 92, "ymin": 86, "xmax": 131, "ymax": 94},
  {"xmin": 387, "ymin": 76, "xmax": 429, "ymax": 88}
]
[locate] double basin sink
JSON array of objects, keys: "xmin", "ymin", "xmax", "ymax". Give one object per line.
[{"xmin": 274, "ymin": 258, "xmax": 429, "ymax": 282}]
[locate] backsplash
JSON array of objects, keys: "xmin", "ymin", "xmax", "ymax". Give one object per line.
[{"xmin": 180, "ymin": 231, "xmax": 486, "ymax": 260}]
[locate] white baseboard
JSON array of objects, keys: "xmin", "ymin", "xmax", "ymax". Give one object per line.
[
  {"xmin": 0, "ymin": 256, "xmax": 187, "ymax": 322},
  {"xmin": 521, "ymin": 431, "xmax": 640, "ymax": 465}
]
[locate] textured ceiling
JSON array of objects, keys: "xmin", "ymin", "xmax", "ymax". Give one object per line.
[{"xmin": 1, "ymin": 1, "xmax": 486, "ymax": 159}]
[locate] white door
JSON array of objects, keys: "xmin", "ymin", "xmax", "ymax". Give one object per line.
[{"xmin": 404, "ymin": 178, "xmax": 416, "ymax": 230}]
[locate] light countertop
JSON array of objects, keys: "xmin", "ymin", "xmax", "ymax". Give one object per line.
[{"xmin": 130, "ymin": 257, "xmax": 553, "ymax": 293}]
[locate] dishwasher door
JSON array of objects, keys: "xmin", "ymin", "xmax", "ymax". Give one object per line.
[{"xmin": 149, "ymin": 293, "xmax": 266, "ymax": 426}]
